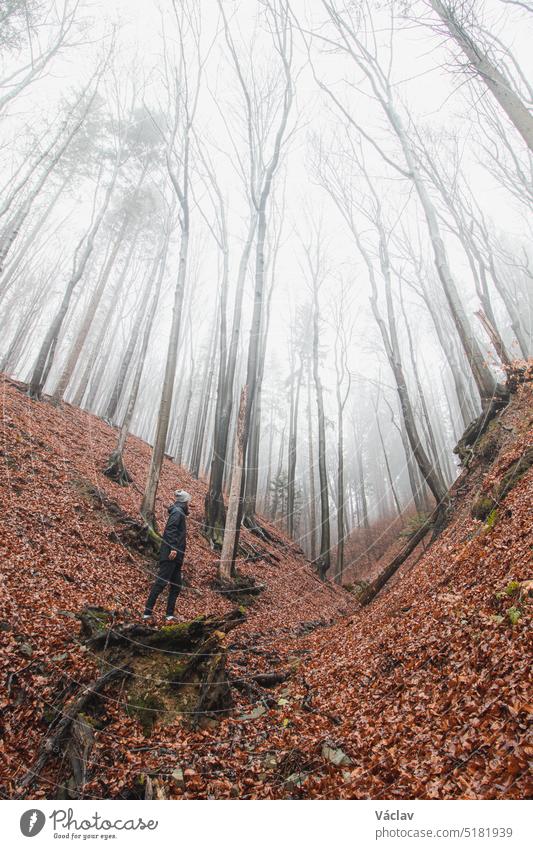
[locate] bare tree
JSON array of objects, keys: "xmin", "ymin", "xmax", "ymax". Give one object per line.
[
  {"xmin": 104, "ymin": 215, "xmax": 171, "ymax": 485},
  {"xmin": 306, "ymin": 2, "xmax": 505, "ymax": 405},
  {"xmin": 28, "ymin": 121, "xmax": 124, "ymax": 399},
  {"xmin": 140, "ymin": 1, "xmax": 203, "ymax": 527},
  {"xmin": 331, "ymin": 281, "xmax": 353, "ymax": 583},
  {"xmin": 217, "ymin": 0, "xmax": 295, "ymax": 573},
  {"xmin": 302, "ymin": 225, "xmax": 331, "ymax": 579},
  {"xmin": 425, "ymin": 0, "xmax": 533, "ymax": 152}
]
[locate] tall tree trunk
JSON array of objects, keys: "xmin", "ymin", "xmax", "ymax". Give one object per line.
[
  {"xmin": 375, "ymin": 413, "xmax": 402, "ymax": 519},
  {"xmin": 104, "ymin": 239, "xmax": 167, "ymax": 486},
  {"xmin": 243, "ymin": 272, "xmax": 275, "ymax": 527},
  {"xmin": 0, "ymin": 171, "xmax": 71, "ymax": 301},
  {"xmin": 416, "ymin": 276, "xmax": 477, "ymax": 428},
  {"xmin": 307, "ymin": 374, "xmax": 317, "ymax": 562},
  {"xmin": 190, "ymin": 305, "xmax": 219, "ymax": 478},
  {"xmin": 287, "ymin": 353, "xmax": 303, "ymax": 537},
  {"xmin": 0, "ymin": 80, "xmax": 100, "ymax": 283},
  {"xmin": 204, "ymin": 213, "xmax": 256, "ymax": 546},
  {"xmin": 28, "ymin": 157, "xmax": 120, "ymax": 399},
  {"xmin": 219, "ymin": 386, "xmax": 247, "ymax": 581},
  {"xmin": 53, "ymin": 213, "xmax": 133, "ymax": 403},
  {"xmin": 428, "ymin": 0, "xmax": 533, "ymax": 153},
  {"xmin": 140, "ymin": 212, "xmax": 189, "ymax": 527},
  {"xmin": 71, "ymin": 233, "xmax": 137, "ymax": 409},
  {"xmin": 104, "ymin": 232, "xmax": 161, "ymax": 422},
  {"xmin": 385, "ymin": 98, "xmax": 503, "ymax": 403},
  {"xmin": 312, "ymin": 281, "xmax": 331, "ymax": 580}
]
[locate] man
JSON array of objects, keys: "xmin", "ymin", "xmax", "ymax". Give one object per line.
[{"xmin": 143, "ymin": 489, "xmax": 191, "ymax": 621}]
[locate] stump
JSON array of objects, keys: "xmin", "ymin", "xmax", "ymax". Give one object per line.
[{"xmin": 78, "ymin": 607, "xmax": 246, "ymax": 734}]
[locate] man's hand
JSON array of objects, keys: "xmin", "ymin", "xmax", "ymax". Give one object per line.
[{"xmin": 169, "ymin": 549, "xmax": 177, "ymax": 560}]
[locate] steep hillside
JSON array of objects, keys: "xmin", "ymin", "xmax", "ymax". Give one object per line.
[
  {"xmin": 0, "ymin": 374, "xmax": 355, "ymax": 798},
  {"xmin": 1, "ymin": 371, "xmax": 531, "ymax": 800}
]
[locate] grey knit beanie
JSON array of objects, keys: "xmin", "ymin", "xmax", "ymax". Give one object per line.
[{"xmin": 174, "ymin": 489, "xmax": 191, "ymax": 503}]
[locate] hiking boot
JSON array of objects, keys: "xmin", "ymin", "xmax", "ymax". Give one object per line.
[
  {"xmin": 165, "ymin": 615, "xmax": 177, "ymax": 622},
  {"xmin": 143, "ymin": 613, "xmax": 153, "ymax": 621}
]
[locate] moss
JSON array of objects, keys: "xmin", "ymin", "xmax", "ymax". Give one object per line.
[
  {"xmin": 506, "ymin": 606, "xmax": 522, "ymax": 626},
  {"xmin": 503, "ymin": 580, "xmax": 521, "ymax": 596},
  {"xmin": 77, "ymin": 711, "xmax": 101, "ymax": 729},
  {"xmin": 126, "ymin": 693, "xmax": 164, "ymax": 736},
  {"xmin": 471, "ymin": 495, "xmax": 496, "ymax": 521},
  {"xmin": 399, "ymin": 512, "xmax": 431, "ymax": 539},
  {"xmin": 42, "ymin": 706, "xmax": 59, "ymax": 725},
  {"xmin": 474, "ymin": 421, "xmax": 501, "ymax": 460},
  {"xmin": 349, "ymin": 580, "xmax": 370, "ymax": 598},
  {"xmin": 149, "ymin": 616, "xmax": 205, "ymax": 649},
  {"xmin": 145, "ymin": 524, "xmax": 163, "ymax": 551},
  {"xmin": 485, "ymin": 508, "xmax": 498, "ymax": 530}
]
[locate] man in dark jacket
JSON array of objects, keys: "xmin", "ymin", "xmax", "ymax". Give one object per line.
[{"xmin": 143, "ymin": 489, "xmax": 191, "ymax": 621}]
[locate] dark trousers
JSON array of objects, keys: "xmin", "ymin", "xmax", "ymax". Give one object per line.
[{"xmin": 144, "ymin": 557, "xmax": 183, "ymax": 617}]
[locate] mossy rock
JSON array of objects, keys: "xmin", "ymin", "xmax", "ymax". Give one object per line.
[
  {"xmin": 471, "ymin": 494, "xmax": 496, "ymax": 521},
  {"xmin": 474, "ymin": 420, "xmax": 501, "ymax": 460}
]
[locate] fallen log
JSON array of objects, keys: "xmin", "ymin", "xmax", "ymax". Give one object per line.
[
  {"xmin": 359, "ymin": 511, "xmax": 435, "ymax": 606},
  {"xmin": 79, "ymin": 607, "xmax": 246, "ymax": 651}
]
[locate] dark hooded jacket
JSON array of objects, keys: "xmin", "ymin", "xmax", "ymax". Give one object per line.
[{"xmin": 160, "ymin": 501, "xmax": 188, "ymax": 562}]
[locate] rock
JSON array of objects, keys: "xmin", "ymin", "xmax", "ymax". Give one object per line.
[
  {"xmin": 171, "ymin": 767, "xmax": 185, "ymax": 788},
  {"xmin": 19, "ymin": 642, "xmax": 33, "ymax": 658},
  {"xmin": 322, "ymin": 743, "xmax": 352, "ymax": 767},
  {"xmin": 285, "ymin": 772, "xmax": 307, "ymax": 788}
]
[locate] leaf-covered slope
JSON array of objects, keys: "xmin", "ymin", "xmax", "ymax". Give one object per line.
[
  {"xmin": 1, "ymin": 374, "xmax": 531, "ymax": 800},
  {"xmin": 0, "ymin": 374, "xmax": 354, "ymax": 797}
]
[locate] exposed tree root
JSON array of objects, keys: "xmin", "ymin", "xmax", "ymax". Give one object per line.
[
  {"xmin": 213, "ymin": 571, "xmax": 265, "ymax": 605},
  {"xmin": 19, "ymin": 608, "xmax": 248, "ymax": 798},
  {"xmin": 72, "ymin": 478, "xmax": 161, "ymax": 557},
  {"xmin": 16, "ymin": 665, "xmax": 131, "ymax": 796},
  {"xmin": 103, "ymin": 449, "xmax": 133, "ymax": 486},
  {"xmin": 239, "ymin": 538, "xmax": 281, "ymax": 565},
  {"xmin": 454, "ymin": 397, "xmax": 509, "ymax": 467},
  {"xmin": 242, "ymin": 514, "xmax": 277, "ymax": 544}
]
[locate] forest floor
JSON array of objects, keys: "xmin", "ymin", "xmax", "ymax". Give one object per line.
[{"xmin": 0, "ymin": 371, "xmax": 531, "ymax": 800}]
